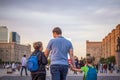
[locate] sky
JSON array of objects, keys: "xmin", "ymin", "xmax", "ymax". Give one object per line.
[{"xmin": 0, "ymin": 0, "xmax": 120, "ymax": 58}]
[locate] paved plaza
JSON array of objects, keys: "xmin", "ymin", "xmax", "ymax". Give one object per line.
[{"xmin": 0, "ymin": 69, "xmax": 120, "ymax": 80}]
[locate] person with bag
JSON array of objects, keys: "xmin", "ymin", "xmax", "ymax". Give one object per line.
[
  {"xmin": 28, "ymin": 41, "xmax": 48, "ymax": 80},
  {"xmin": 71, "ymin": 56, "xmax": 97, "ymax": 80}
]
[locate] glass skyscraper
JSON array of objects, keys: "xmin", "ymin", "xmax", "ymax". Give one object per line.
[{"xmin": 9, "ymin": 32, "xmax": 20, "ymax": 44}]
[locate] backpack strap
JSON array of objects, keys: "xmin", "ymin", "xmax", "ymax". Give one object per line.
[
  {"xmin": 87, "ymin": 65, "xmax": 98, "ymax": 73},
  {"xmin": 31, "ymin": 51, "xmax": 42, "ymax": 63}
]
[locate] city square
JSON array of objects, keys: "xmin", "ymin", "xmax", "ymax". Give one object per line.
[
  {"xmin": 0, "ymin": 68, "xmax": 120, "ymax": 80},
  {"xmin": 0, "ymin": 0, "xmax": 120, "ymax": 80}
]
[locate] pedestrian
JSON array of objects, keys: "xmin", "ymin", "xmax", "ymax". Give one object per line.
[
  {"xmin": 17, "ymin": 63, "xmax": 21, "ymax": 72},
  {"xmin": 12, "ymin": 62, "xmax": 16, "ymax": 72},
  {"xmin": 103, "ymin": 63, "xmax": 107, "ymax": 73},
  {"xmin": 100, "ymin": 63, "xmax": 103, "ymax": 73},
  {"xmin": 71, "ymin": 56, "xmax": 98, "ymax": 80},
  {"xmin": 108, "ymin": 62, "xmax": 112, "ymax": 73},
  {"xmin": 30, "ymin": 41, "xmax": 48, "ymax": 80},
  {"xmin": 20, "ymin": 54, "xmax": 28, "ymax": 76},
  {"xmin": 45, "ymin": 27, "xmax": 75, "ymax": 80}
]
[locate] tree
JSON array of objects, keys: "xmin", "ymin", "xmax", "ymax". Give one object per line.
[
  {"xmin": 99, "ymin": 56, "xmax": 116, "ymax": 64},
  {"xmin": 99, "ymin": 57, "xmax": 106, "ymax": 63},
  {"xmin": 107, "ymin": 56, "xmax": 115, "ymax": 64},
  {"xmin": 47, "ymin": 59, "xmax": 51, "ymax": 65},
  {"xmin": 86, "ymin": 53, "xmax": 90, "ymax": 56},
  {"xmin": 0, "ymin": 59, "xmax": 2, "ymax": 64}
]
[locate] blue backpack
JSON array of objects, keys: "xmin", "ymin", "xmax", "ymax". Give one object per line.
[
  {"xmin": 27, "ymin": 52, "xmax": 40, "ymax": 72},
  {"xmin": 86, "ymin": 66, "xmax": 97, "ymax": 80}
]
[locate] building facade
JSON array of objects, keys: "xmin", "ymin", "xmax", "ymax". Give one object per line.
[
  {"xmin": 86, "ymin": 24, "xmax": 120, "ymax": 64},
  {"xmin": 86, "ymin": 40, "xmax": 102, "ymax": 64},
  {"xmin": 102, "ymin": 24, "xmax": 120, "ymax": 58},
  {"xmin": 9, "ymin": 32, "xmax": 20, "ymax": 44},
  {"xmin": 0, "ymin": 43, "xmax": 31, "ymax": 62},
  {"xmin": 0, "ymin": 26, "xmax": 8, "ymax": 43}
]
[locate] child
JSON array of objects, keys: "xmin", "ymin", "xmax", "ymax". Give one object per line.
[
  {"xmin": 30, "ymin": 41, "xmax": 48, "ymax": 80},
  {"xmin": 71, "ymin": 56, "xmax": 97, "ymax": 80}
]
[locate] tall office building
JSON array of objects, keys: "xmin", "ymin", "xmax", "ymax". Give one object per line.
[
  {"xmin": 0, "ymin": 26, "xmax": 8, "ymax": 43},
  {"xmin": 9, "ymin": 32, "xmax": 20, "ymax": 44}
]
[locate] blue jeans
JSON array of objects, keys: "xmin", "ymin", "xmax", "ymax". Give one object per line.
[
  {"xmin": 50, "ymin": 64, "xmax": 68, "ymax": 80},
  {"xmin": 20, "ymin": 66, "xmax": 28, "ymax": 76}
]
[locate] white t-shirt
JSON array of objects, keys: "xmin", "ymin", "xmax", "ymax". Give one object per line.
[
  {"xmin": 12, "ymin": 63, "xmax": 16, "ymax": 69},
  {"xmin": 21, "ymin": 57, "xmax": 27, "ymax": 66}
]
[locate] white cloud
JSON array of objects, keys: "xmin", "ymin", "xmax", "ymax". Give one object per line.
[{"xmin": 94, "ymin": 8, "xmax": 120, "ymax": 16}]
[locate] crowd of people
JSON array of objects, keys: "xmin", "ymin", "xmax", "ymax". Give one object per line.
[
  {"xmin": 72, "ymin": 56, "xmax": 120, "ymax": 74},
  {"xmin": 0, "ymin": 58, "xmax": 120, "ymax": 74}
]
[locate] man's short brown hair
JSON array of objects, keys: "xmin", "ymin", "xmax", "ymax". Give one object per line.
[{"xmin": 52, "ymin": 27, "xmax": 62, "ymax": 34}]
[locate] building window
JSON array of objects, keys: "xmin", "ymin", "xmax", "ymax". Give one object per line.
[
  {"xmin": 0, "ymin": 50, "xmax": 3, "ymax": 52},
  {"xmin": 6, "ymin": 50, "xmax": 8, "ymax": 52}
]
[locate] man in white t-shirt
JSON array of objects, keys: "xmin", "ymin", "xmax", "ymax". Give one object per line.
[
  {"xmin": 12, "ymin": 62, "xmax": 16, "ymax": 72},
  {"xmin": 20, "ymin": 54, "xmax": 28, "ymax": 76}
]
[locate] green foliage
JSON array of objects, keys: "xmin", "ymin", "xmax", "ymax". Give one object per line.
[
  {"xmin": 0, "ymin": 59, "xmax": 2, "ymax": 64},
  {"xmin": 107, "ymin": 56, "xmax": 116, "ymax": 64},
  {"xmin": 99, "ymin": 57, "xmax": 106, "ymax": 63},
  {"xmin": 99, "ymin": 56, "xmax": 116, "ymax": 64},
  {"xmin": 48, "ymin": 59, "xmax": 51, "ymax": 65},
  {"xmin": 86, "ymin": 53, "xmax": 90, "ymax": 56}
]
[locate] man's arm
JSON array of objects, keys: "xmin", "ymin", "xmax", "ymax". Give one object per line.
[
  {"xmin": 69, "ymin": 49, "xmax": 76, "ymax": 68},
  {"xmin": 44, "ymin": 48, "xmax": 50, "ymax": 58}
]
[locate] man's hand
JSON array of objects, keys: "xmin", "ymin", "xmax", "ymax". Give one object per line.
[
  {"xmin": 70, "ymin": 64, "xmax": 76, "ymax": 71},
  {"xmin": 70, "ymin": 64, "xmax": 82, "ymax": 72}
]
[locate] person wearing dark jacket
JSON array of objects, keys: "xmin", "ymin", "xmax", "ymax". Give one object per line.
[{"xmin": 31, "ymin": 41, "xmax": 48, "ymax": 80}]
